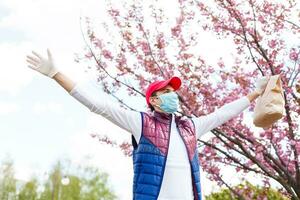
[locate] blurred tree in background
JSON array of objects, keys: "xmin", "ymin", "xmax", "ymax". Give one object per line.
[
  {"xmin": 0, "ymin": 158, "xmax": 17, "ymax": 200},
  {"xmin": 0, "ymin": 157, "xmax": 116, "ymax": 200},
  {"xmin": 206, "ymin": 181, "xmax": 290, "ymax": 200},
  {"xmin": 18, "ymin": 178, "xmax": 39, "ymax": 200}
]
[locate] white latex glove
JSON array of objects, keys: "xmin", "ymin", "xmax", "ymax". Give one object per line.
[
  {"xmin": 255, "ymin": 76, "xmax": 270, "ymax": 95},
  {"xmin": 26, "ymin": 48, "xmax": 59, "ymax": 78}
]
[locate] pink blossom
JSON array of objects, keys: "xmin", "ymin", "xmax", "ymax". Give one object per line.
[
  {"xmin": 108, "ymin": 9, "xmax": 120, "ymax": 17},
  {"xmin": 155, "ymin": 34, "xmax": 165, "ymax": 49},
  {"xmin": 171, "ymin": 26, "xmax": 181, "ymax": 37},
  {"xmin": 182, "ymin": 53, "xmax": 193, "ymax": 59},
  {"xmin": 93, "ymin": 38, "xmax": 103, "ymax": 48},
  {"xmin": 85, "ymin": 52, "xmax": 93, "ymax": 58},
  {"xmin": 267, "ymin": 39, "xmax": 277, "ymax": 48},
  {"xmin": 138, "ymin": 41, "xmax": 151, "ymax": 55},
  {"xmin": 102, "ymin": 49, "xmax": 113, "ymax": 60},
  {"xmin": 217, "ymin": 59, "xmax": 225, "ymax": 68},
  {"xmin": 295, "ymin": 140, "xmax": 300, "ymax": 152},
  {"xmin": 289, "ymin": 48, "xmax": 299, "ymax": 61},
  {"xmin": 258, "ymin": 15, "xmax": 265, "ymax": 23}
]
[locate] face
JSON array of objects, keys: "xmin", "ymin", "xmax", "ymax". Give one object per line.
[{"xmin": 149, "ymin": 85, "xmax": 175, "ymax": 112}]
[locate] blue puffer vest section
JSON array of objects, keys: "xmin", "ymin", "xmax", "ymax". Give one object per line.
[{"xmin": 131, "ymin": 111, "xmax": 202, "ymax": 200}]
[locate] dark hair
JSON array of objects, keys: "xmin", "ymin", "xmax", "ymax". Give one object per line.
[
  {"xmin": 149, "ymin": 91, "xmax": 158, "ymax": 111},
  {"xmin": 149, "ymin": 105, "xmax": 155, "ymax": 111}
]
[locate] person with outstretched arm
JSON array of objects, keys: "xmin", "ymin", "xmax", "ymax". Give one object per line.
[{"xmin": 26, "ymin": 49, "xmax": 269, "ymax": 200}]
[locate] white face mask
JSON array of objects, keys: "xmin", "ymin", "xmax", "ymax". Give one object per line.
[{"xmin": 156, "ymin": 92, "xmax": 179, "ymax": 113}]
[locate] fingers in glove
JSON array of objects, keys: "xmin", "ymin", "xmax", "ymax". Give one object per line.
[
  {"xmin": 26, "ymin": 55, "xmax": 40, "ymax": 63},
  {"xmin": 32, "ymin": 51, "xmax": 43, "ymax": 60},
  {"xmin": 26, "ymin": 58, "xmax": 39, "ymax": 67},
  {"xmin": 47, "ymin": 48, "xmax": 52, "ymax": 59},
  {"xmin": 27, "ymin": 65, "xmax": 38, "ymax": 70}
]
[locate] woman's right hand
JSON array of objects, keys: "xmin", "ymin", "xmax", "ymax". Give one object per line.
[
  {"xmin": 26, "ymin": 48, "xmax": 59, "ymax": 78},
  {"xmin": 254, "ymin": 76, "xmax": 270, "ymax": 95}
]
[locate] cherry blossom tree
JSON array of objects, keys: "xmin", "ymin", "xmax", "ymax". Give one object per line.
[{"xmin": 77, "ymin": 0, "xmax": 300, "ymax": 199}]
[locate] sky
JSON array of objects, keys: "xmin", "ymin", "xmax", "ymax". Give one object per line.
[
  {"xmin": 0, "ymin": 0, "xmax": 140, "ymax": 198},
  {"xmin": 0, "ymin": 0, "xmax": 298, "ymax": 199}
]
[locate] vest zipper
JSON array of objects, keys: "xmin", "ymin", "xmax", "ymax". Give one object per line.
[{"xmin": 156, "ymin": 115, "xmax": 172, "ymax": 199}]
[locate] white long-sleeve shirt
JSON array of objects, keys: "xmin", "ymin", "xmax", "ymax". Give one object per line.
[{"xmin": 69, "ymin": 81, "xmax": 251, "ymax": 200}]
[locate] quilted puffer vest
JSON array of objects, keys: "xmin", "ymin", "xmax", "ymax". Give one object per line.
[{"xmin": 131, "ymin": 111, "xmax": 202, "ymax": 200}]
